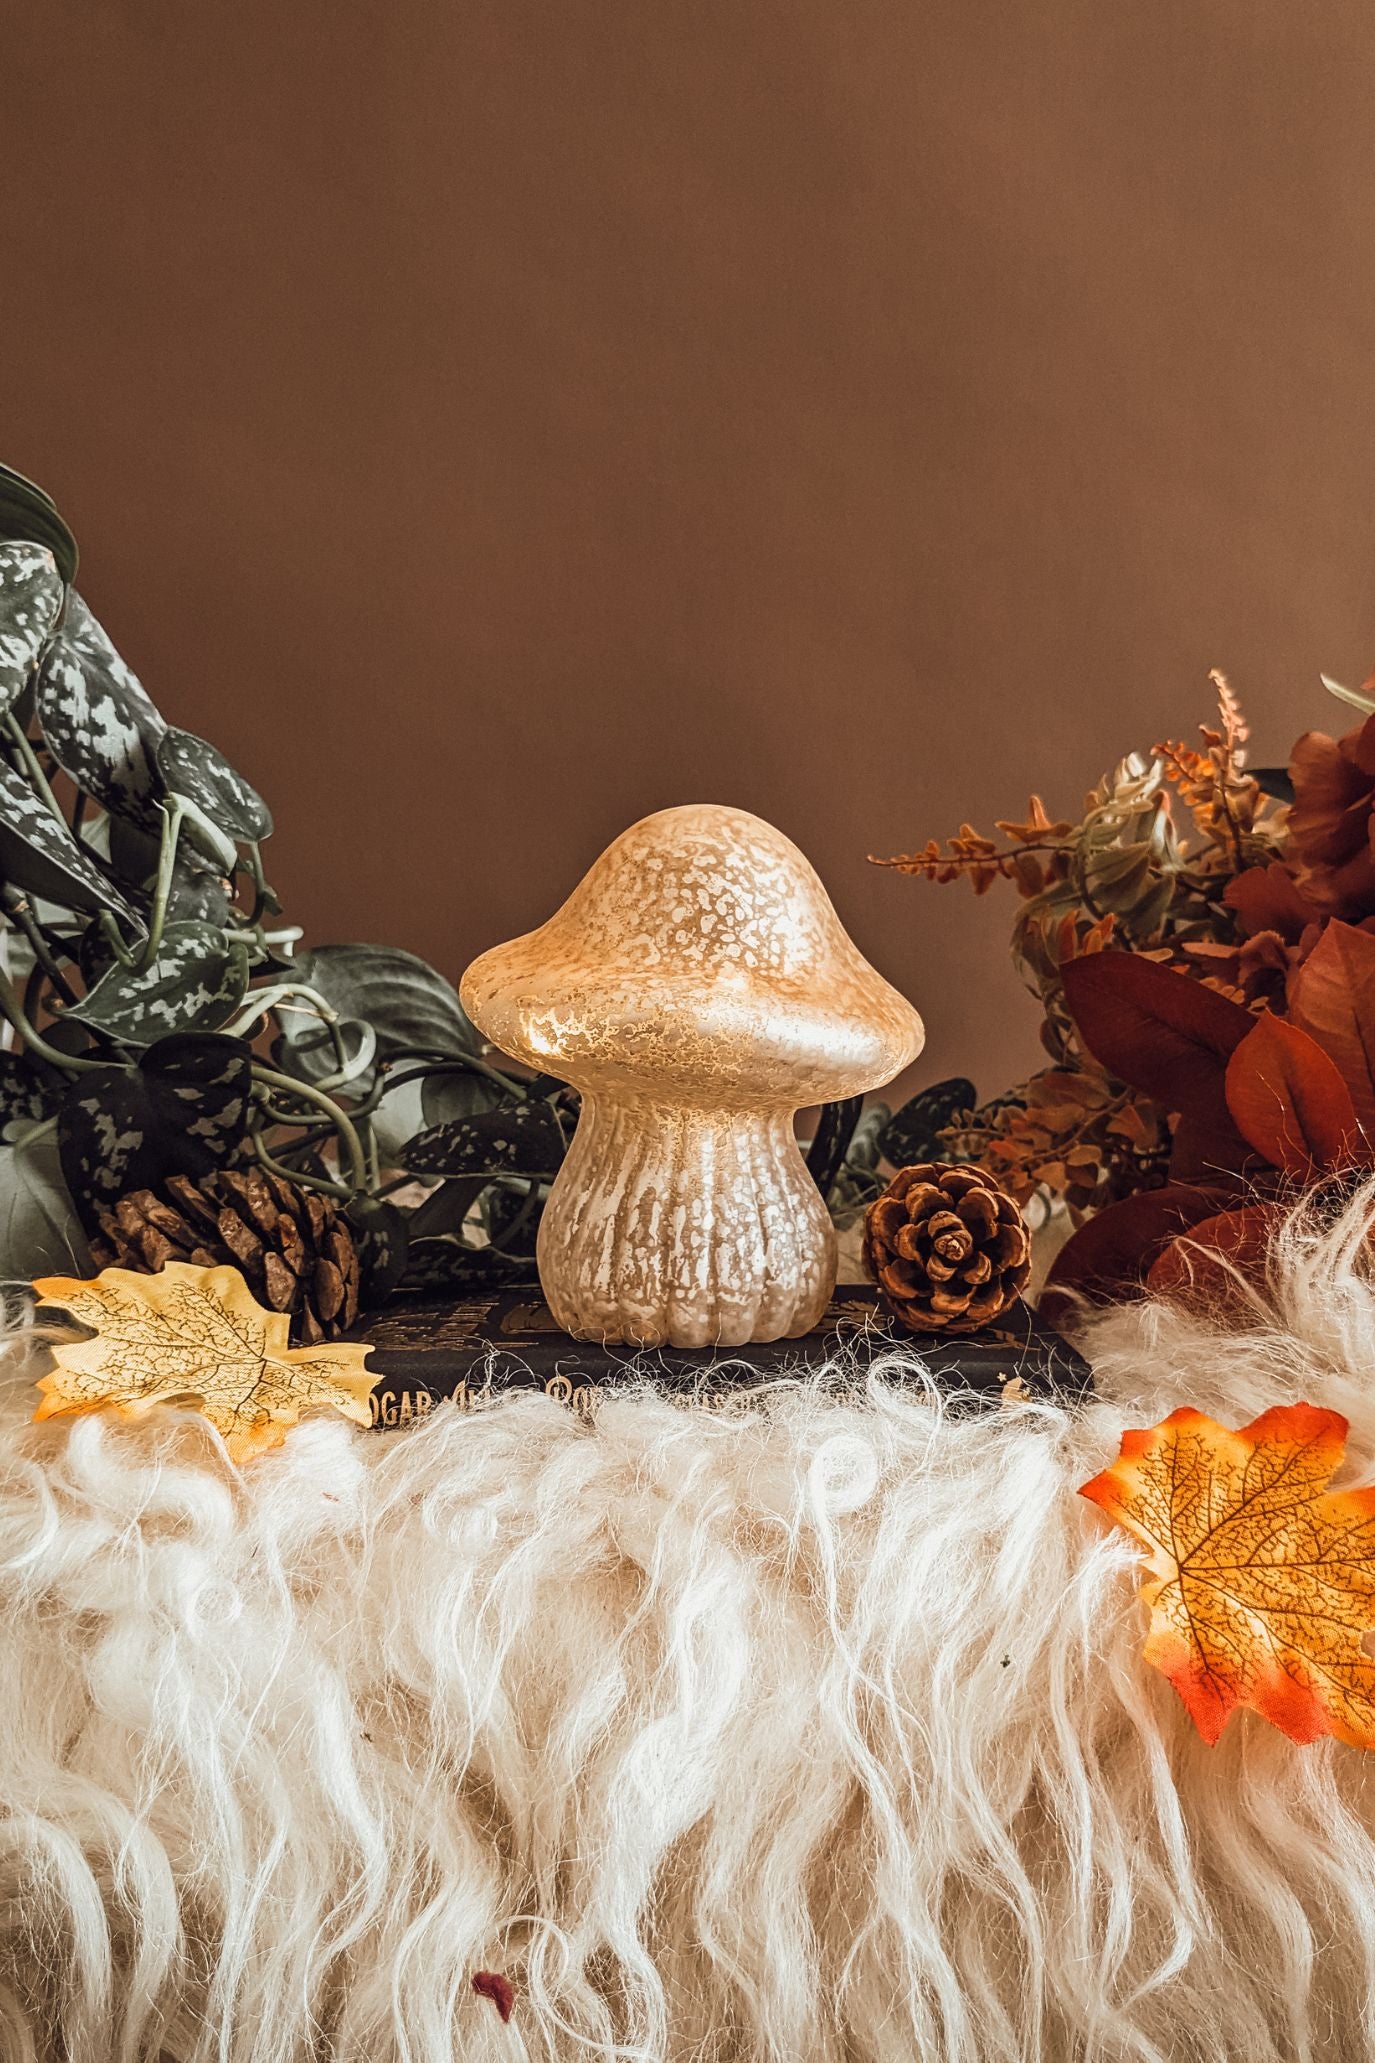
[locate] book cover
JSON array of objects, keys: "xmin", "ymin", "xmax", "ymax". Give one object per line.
[{"xmin": 351, "ymin": 1286, "xmax": 1092, "ymax": 1430}]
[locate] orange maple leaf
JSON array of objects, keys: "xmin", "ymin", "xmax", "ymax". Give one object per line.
[{"xmin": 1080, "ymin": 1404, "xmax": 1375, "ymax": 1747}]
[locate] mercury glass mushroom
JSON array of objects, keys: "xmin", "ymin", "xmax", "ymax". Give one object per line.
[{"xmin": 460, "ymin": 803, "xmax": 924, "ymax": 1347}]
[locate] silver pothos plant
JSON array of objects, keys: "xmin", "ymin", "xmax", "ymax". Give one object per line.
[{"xmin": 0, "ymin": 465, "xmax": 862, "ymax": 1308}]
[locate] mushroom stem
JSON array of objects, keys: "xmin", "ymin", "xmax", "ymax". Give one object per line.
[{"xmin": 538, "ymin": 1092, "xmax": 837, "ymax": 1348}]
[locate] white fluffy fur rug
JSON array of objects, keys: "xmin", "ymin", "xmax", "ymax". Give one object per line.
[{"xmin": 6, "ymin": 1209, "xmax": 1375, "ymax": 2063}]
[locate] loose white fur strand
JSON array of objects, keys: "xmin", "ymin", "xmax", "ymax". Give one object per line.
[{"xmin": 3, "ymin": 1205, "xmax": 1375, "ymax": 2058}]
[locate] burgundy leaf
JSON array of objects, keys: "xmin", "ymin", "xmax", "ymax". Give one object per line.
[
  {"xmin": 1061, "ymin": 953, "xmax": 1254, "ymax": 1116},
  {"xmin": 1288, "ymin": 721, "xmax": 1375, "ymax": 864},
  {"xmin": 1287, "ymin": 920, "xmax": 1375, "ymax": 1137},
  {"xmin": 1166, "ymin": 1102, "xmax": 1257, "ymax": 1186},
  {"xmin": 1223, "ymin": 1012, "xmax": 1361, "ymax": 1178},
  {"xmin": 1287, "ymin": 721, "xmax": 1375, "ymax": 915},
  {"xmin": 1040, "ymin": 1182, "xmax": 1235, "ymax": 1325},
  {"xmin": 1146, "ymin": 1202, "xmax": 1287, "ymax": 1306},
  {"xmin": 1223, "ymin": 863, "xmax": 1319, "ymax": 945}
]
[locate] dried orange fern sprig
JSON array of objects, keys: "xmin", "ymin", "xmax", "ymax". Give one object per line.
[{"xmin": 870, "ymin": 795, "xmax": 1078, "ymax": 898}]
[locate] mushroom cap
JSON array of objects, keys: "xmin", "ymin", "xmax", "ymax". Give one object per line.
[{"xmin": 460, "ymin": 804, "xmax": 924, "ymax": 1105}]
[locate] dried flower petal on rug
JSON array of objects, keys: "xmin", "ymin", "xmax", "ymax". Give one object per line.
[
  {"xmin": 31, "ymin": 1260, "xmax": 378, "ymax": 1462},
  {"xmin": 471, "ymin": 1971, "xmax": 515, "ymax": 2022}
]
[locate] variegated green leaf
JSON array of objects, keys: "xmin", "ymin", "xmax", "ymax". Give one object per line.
[
  {"xmin": 0, "ymin": 1050, "xmax": 65, "ymax": 1139},
  {"xmin": 57, "ymin": 1032, "xmax": 253, "ymax": 1228},
  {"xmin": 34, "ymin": 593, "xmax": 166, "ymax": 827},
  {"xmin": 104, "ymin": 813, "xmax": 234, "ymax": 928},
  {"xmin": 398, "ymin": 1234, "xmax": 533, "ymax": 1291},
  {"xmin": 282, "ymin": 945, "xmax": 479, "ymax": 1062},
  {"xmin": 273, "ymin": 1014, "xmax": 374, "ymax": 1088},
  {"xmin": 345, "ymin": 1193, "xmax": 411, "ymax": 1300},
  {"xmin": 0, "ymin": 1122, "xmax": 90, "ymax": 1279},
  {"xmin": 0, "ymin": 544, "xmax": 63, "ymax": 715},
  {"xmin": 367, "ymin": 1064, "xmax": 500, "ymax": 1166},
  {"xmin": 0, "ymin": 758, "xmax": 143, "ymax": 925},
  {"xmin": 403, "ymin": 1099, "xmax": 566, "ymax": 1177},
  {"xmin": 157, "ymin": 727, "xmax": 272, "ymax": 845},
  {"xmin": 64, "ymin": 923, "xmax": 250, "ymax": 1043}
]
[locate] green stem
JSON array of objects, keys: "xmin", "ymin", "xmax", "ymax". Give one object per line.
[
  {"xmin": 310, "ymin": 1023, "xmax": 376, "ymax": 1094},
  {"xmin": 245, "ymin": 842, "xmax": 280, "ymax": 922},
  {"xmin": 339, "ymin": 1069, "xmax": 389, "ymax": 1121},
  {"xmin": 255, "ymin": 1097, "xmax": 336, "ymax": 1128},
  {"xmin": 235, "ymin": 984, "xmax": 376, "ymax": 1093},
  {"xmin": 486, "ymin": 1178, "xmax": 541, "ymax": 1252},
  {"xmin": 0, "ymin": 718, "xmax": 139, "ymax": 969},
  {"xmin": 1, "ymin": 714, "xmax": 66, "ymax": 826},
  {"xmin": 132, "ymin": 799, "xmax": 185, "ymax": 971},
  {"xmin": 263, "ymin": 1119, "xmax": 339, "ymax": 1155},
  {"xmin": 373, "ymin": 1170, "xmax": 426, "ymax": 1198},
  {"xmin": 0, "ymin": 968, "xmax": 105, "ymax": 1072},
  {"xmin": 229, "ymin": 981, "xmax": 347, "ymax": 1052},
  {"xmin": 248, "ymin": 1132, "xmax": 353, "ymax": 1202},
  {"xmin": 1, "ymin": 891, "xmax": 80, "ymax": 1007},
  {"xmin": 250, "ymin": 1063, "xmax": 367, "ymax": 1192},
  {"xmin": 97, "ymin": 910, "xmax": 140, "ymax": 970}
]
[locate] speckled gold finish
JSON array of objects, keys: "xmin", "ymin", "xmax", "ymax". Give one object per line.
[{"xmin": 460, "ymin": 804, "xmax": 925, "ymax": 1347}]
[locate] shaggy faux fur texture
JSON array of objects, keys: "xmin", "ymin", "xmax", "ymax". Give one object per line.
[{"xmin": 5, "ymin": 1209, "xmax": 1375, "ymax": 2062}]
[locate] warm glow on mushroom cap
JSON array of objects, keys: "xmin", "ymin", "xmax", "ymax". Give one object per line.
[{"xmin": 460, "ymin": 804, "xmax": 924, "ymax": 1105}]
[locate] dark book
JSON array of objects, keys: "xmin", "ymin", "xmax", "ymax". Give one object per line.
[{"xmin": 350, "ymin": 1285, "xmax": 1091, "ymax": 1430}]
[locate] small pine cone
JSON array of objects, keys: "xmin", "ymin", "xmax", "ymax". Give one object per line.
[
  {"xmin": 862, "ymin": 1161, "xmax": 1031, "ymax": 1332},
  {"xmin": 88, "ymin": 1167, "xmax": 361, "ymax": 1345}
]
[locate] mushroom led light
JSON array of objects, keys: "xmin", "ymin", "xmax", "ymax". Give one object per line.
[{"xmin": 460, "ymin": 804, "xmax": 924, "ymax": 1347}]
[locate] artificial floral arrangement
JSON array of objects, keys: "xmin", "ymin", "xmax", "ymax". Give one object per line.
[
  {"xmin": 0, "ymin": 463, "xmax": 863, "ymax": 1343},
  {"xmin": 856, "ymin": 681, "xmax": 1375, "ymax": 1754},
  {"xmin": 869, "ymin": 668, "xmax": 1375, "ymax": 1313}
]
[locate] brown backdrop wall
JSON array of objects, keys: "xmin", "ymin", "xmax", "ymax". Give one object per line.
[{"xmin": 7, "ymin": 0, "xmax": 1375, "ymax": 1107}]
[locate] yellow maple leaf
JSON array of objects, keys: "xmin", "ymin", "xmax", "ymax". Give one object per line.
[
  {"xmin": 32, "ymin": 1261, "xmax": 379, "ymax": 1463},
  {"xmin": 1081, "ymin": 1403, "xmax": 1375, "ymax": 1748}
]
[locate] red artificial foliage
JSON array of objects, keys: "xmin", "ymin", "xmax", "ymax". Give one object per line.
[
  {"xmin": 1287, "ymin": 920, "xmax": 1375, "ymax": 1137},
  {"xmin": 879, "ymin": 678, "xmax": 1375, "ymax": 1311},
  {"xmin": 1222, "ymin": 1012, "xmax": 1359, "ymax": 1179},
  {"xmin": 1060, "ymin": 952, "xmax": 1255, "ymax": 1115},
  {"xmin": 1143, "ymin": 1201, "xmax": 1287, "ymax": 1306},
  {"xmin": 1224, "ymin": 860, "xmax": 1320, "ymax": 946},
  {"xmin": 1050, "ymin": 951, "xmax": 1375, "ymax": 1309},
  {"xmin": 1288, "ymin": 710, "xmax": 1375, "ymax": 917},
  {"xmin": 1039, "ymin": 1182, "xmax": 1236, "ymax": 1318},
  {"xmin": 1060, "ymin": 954, "xmax": 1256, "ymax": 1182}
]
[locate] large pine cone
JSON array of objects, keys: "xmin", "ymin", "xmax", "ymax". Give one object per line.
[
  {"xmin": 863, "ymin": 1161, "xmax": 1031, "ymax": 1332},
  {"xmin": 89, "ymin": 1168, "xmax": 361, "ymax": 1344}
]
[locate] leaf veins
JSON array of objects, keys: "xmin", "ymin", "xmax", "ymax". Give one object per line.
[
  {"xmin": 32, "ymin": 1260, "xmax": 378, "ymax": 1462},
  {"xmin": 1081, "ymin": 1403, "xmax": 1375, "ymax": 1748}
]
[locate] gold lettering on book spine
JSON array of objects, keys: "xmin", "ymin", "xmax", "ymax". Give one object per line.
[{"xmin": 368, "ymin": 1389, "xmax": 436, "ymax": 1427}]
